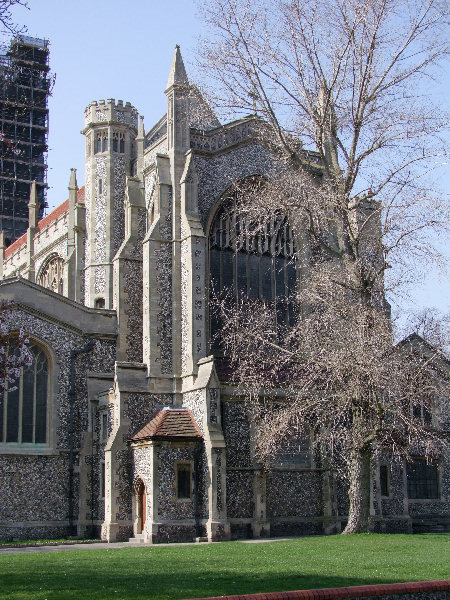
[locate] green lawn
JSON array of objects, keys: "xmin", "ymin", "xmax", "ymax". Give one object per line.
[{"xmin": 0, "ymin": 534, "xmax": 448, "ymax": 600}]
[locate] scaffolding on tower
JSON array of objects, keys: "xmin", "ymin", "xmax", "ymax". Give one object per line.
[{"xmin": 0, "ymin": 35, "xmax": 53, "ymax": 245}]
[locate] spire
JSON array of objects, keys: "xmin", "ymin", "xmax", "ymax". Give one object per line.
[
  {"xmin": 166, "ymin": 45, "xmax": 189, "ymax": 90},
  {"xmin": 28, "ymin": 181, "xmax": 39, "ymax": 229}
]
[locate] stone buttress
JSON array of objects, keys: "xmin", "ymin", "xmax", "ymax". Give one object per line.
[{"xmin": 101, "ymin": 47, "xmax": 230, "ymax": 543}]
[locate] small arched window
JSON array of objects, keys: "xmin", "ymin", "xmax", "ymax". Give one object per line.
[
  {"xmin": 95, "ymin": 130, "xmax": 108, "ymax": 153},
  {"xmin": 1, "ymin": 342, "xmax": 49, "ymax": 444},
  {"xmin": 113, "ymin": 131, "xmax": 125, "ymax": 153},
  {"xmin": 95, "ymin": 297, "xmax": 105, "ymax": 309},
  {"xmin": 37, "ymin": 254, "xmax": 64, "ymax": 294},
  {"xmin": 209, "ymin": 183, "xmax": 297, "ymax": 346}
]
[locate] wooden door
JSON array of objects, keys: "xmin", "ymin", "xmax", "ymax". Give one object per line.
[{"xmin": 139, "ymin": 485, "xmax": 146, "ymax": 533}]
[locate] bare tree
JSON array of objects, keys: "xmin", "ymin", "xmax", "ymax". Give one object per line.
[
  {"xmin": 0, "ymin": 0, "xmax": 29, "ymax": 36},
  {"xmin": 0, "ymin": 1, "xmax": 28, "ymax": 38},
  {"xmin": 198, "ymin": 0, "xmax": 450, "ymax": 533},
  {"xmin": 0, "ymin": 301, "xmax": 31, "ymax": 392}
]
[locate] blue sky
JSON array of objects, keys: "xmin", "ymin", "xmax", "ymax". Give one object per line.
[
  {"xmin": 9, "ymin": 0, "xmax": 202, "ymax": 208},
  {"xmin": 7, "ymin": 0, "xmax": 450, "ymax": 322}
]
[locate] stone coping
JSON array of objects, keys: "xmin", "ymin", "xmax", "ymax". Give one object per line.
[{"xmin": 187, "ymin": 580, "xmax": 450, "ymax": 600}]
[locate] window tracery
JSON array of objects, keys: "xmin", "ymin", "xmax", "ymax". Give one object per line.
[
  {"xmin": 95, "ymin": 130, "xmax": 108, "ymax": 153},
  {"xmin": 209, "ymin": 184, "xmax": 297, "ymax": 345},
  {"xmin": 37, "ymin": 254, "xmax": 64, "ymax": 294},
  {"xmin": 113, "ymin": 131, "xmax": 125, "ymax": 153},
  {"xmin": 0, "ymin": 342, "xmax": 49, "ymax": 445}
]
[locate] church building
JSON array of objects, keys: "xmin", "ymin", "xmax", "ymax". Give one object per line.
[{"xmin": 0, "ymin": 48, "xmax": 448, "ymax": 543}]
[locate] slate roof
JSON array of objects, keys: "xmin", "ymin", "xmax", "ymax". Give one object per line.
[
  {"xmin": 5, "ymin": 186, "xmax": 85, "ymax": 258},
  {"xmin": 130, "ymin": 408, "xmax": 203, "ymax": 442}
]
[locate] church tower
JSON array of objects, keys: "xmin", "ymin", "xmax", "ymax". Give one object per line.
[{"xmin": 82, "ymin": 99, "xmax": 138, "ymax": 308}]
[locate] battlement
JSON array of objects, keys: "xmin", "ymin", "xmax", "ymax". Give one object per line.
[{"xmin": 84, "ymin": 99, "xmax": 139, "ymax": 129}]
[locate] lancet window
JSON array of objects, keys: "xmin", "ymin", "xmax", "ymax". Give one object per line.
[
  {"xmin": 113, "ymin": 131, "xmax": 125, "ymax": 153},
  {"xmin": 95, "ymin": 130, "xmax": 108, "ymax": 153}
]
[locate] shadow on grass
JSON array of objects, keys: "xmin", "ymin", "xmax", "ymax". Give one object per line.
[
  {"xmin": 0, "ymin": 564, "xmax": 408, "ymax": 600},
  {"xmin": 1, "ymin": 534, "xmax": 448, "ymax": 600}
]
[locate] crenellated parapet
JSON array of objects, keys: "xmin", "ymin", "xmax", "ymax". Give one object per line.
[{"xmin": 83, "ymin": 99, "xmax": 139, "ymax": 130}]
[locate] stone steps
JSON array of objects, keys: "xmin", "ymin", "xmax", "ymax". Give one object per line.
[{"xmin": 125, "ymin": 533, "xmax": 146, "ymax": 544}]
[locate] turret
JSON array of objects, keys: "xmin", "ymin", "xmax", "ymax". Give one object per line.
[
  {"xmin": 24, "ymin": 182, "xmax": 39, "ymax": 281},
  {"xmin": 28, "ymin": 181, "xmax": 39, "ymax": 230},
  {"xmin": 81, "ymin": 99, "xmax": 139, "ymax": 308}
]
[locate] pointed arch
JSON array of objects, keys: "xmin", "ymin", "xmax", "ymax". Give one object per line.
[
  {"xmin": 1, "ymin": 338, "xmax": 51, "ymax": 447},
  {"xmin": 208, "ymin": 178, "xmax": 297, "ymax": 348},
  {"xmin": 37, "ymin": 253, "xmax": 65, "ymax": 294},
  {"xmin": 133, "ymin": 477, "xmax": 146, "ymax": 534}
]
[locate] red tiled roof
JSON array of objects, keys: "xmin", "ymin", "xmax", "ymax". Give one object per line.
[
  {"xmin": 188, "ymin": 580, "xmax": 450, "ymax": 600},
  {"xmin": 130, "ymin": 408, "xmax": 203, "ymax": 442},
  {"xmin": 4, "ymin": 186, "xmax": 85, "ymax": 259}
]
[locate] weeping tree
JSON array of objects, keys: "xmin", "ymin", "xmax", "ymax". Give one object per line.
[{"xmin": 198, "ymin": 0, "xmax": 450, "ymax": 533}]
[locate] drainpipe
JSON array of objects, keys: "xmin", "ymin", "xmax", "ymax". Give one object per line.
[{"xmin": 68, "ymin": 338, "xmax": 95, "ymax": 536}]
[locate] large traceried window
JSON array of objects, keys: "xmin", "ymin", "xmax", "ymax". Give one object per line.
[
  {"xmin": 209, "ymin": 185, "xmax": 297, "ymax": 347},
  {"xmin": 37, "ymin": 254, "xmax": 64, "ymax": 294},
  {"xmin": 0, "ymin": 342, "xmax": 49, "ymax": 445}
]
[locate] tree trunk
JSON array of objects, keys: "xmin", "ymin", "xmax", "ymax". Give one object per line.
[{"xmin": 342, "ymin": 445, "xmax": 372, "ymax": 534}]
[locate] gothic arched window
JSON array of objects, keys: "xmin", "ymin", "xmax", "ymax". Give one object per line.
[
  {"xmin": 1, "ymin": 342, "xmax": 49, "ymax": 445},
  {"xmin": 209, "ymin": 183, "xmax": 297, "ymax": 347},
  {"xmin": 95, "ymin": 130, "xmax": 108, "ymax": 153},
  {"xmin": 113, "ymin": 131, "xmax": 125, "ymax": 153},
  {"xmin": 37, "ymin": 254, "xmax": 64, "ymax": 294}
]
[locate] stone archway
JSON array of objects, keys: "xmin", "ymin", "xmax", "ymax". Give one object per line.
[{"xmin": 133, "ymin": 478, "xmax": 146, "ymax": 534}]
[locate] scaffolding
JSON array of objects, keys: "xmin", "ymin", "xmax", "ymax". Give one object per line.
[{"xmin": 0, "ymin": 35, "xmax": 51, "ymax": 245}]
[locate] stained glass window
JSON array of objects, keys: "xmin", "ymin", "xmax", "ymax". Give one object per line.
[
  {"xmin": 209, "ymin": 184, "xmax": 297, "ymax": 347},
  {"xmin": 1, "ymin": 343, "xmax": 48, "ymax": 445}
]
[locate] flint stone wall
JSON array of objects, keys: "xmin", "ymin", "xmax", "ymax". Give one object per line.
[{"xmin": 0, "ymin": 308, "xmax": 115, "ymax": 540}]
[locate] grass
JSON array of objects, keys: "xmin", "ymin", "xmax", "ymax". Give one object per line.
[{"xmin": 0, "ymin": 534, "xmax": 449, "ymax": 600}]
